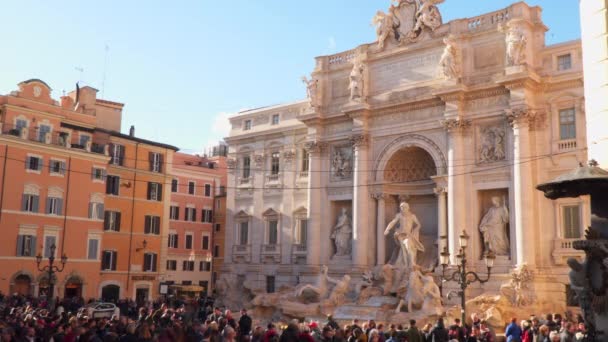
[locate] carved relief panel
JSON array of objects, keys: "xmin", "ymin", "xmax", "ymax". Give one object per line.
[
  {"xmin": 330, "ymin": 144, "xmax": 353, "ymax": 182},
  {"xmin": 477, "ymin": 122, "xmax": 507, "ymax": 164}
]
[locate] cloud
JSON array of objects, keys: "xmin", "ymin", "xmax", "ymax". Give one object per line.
[
  {"xmin": 328, "ymin": 36, "xmax": 337, "ymax": 50},
  {"xmin": 199, "ymin": 111, "xmax": 233, "ymax": 155}
]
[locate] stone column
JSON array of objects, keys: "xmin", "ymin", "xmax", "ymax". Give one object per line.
[
  {"xmin": 434, "ymin": 187, "xmax": 448, "ymax": 256},
  {"xmin": 374, "ymin": 193, "xmax": 386, "ymax": 265},
  {"xmin": 224, "ymin": 158, "xmax": 237, "ymax": 264},
  {"xmin": 305, "ymin": 141, "xmax": 325, "ymax": 266},
  {"xmin": 351, "ymin": 134, "xmax": 370, "ymax": 267},
  {"xmin": 282, "ymin": 150, "xmax": 296, "ymax": 265},
  {"xmin": 442, "ymin": 119, "xmax": 470, "ymax": 262},
  {"xmin": 580, "ymin": 0, "xmax": 608, "ymax": 167},
  {"xmin": 507, "ymin": 108, "xmax": 536, "ymax": 266}
]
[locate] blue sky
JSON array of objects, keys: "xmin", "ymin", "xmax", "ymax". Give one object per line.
[{"xmin": 0, "ymin": 1, "xmax": 580, "ymax": 153}]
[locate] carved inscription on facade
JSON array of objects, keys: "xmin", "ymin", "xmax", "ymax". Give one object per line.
[
  {"xmin": 369, "ymin": 49, "xmax": 443, "ymax": 94},
  {"xmin": 473, "ymin": 43, "xmax": 503, "ymax": 70}
]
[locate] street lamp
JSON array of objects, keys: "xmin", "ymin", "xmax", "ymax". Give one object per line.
[
  {"xmin": 36, "ymin": 244, "xmax": 68, "ymax": 308},
  {"xmin": 440, "ymin": 230, "xmax": 496, "ymax": 325}
]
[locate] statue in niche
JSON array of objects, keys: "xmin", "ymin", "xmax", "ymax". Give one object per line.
[
  {"xmin": 384, "ymin": 202, "xmax": 425, "ymax": 270},
  {"xmin": 331, "ymin": 148, "xmax": 352, "ymax": 180},
  {"xmin": 480, "ymin": 127, "xmax": 506, "ymax": 163},
  {"xmin": 502, "ymin": 24, "xmax": 527, "ymax": 67},
  {"xmin": 348, "ymin": 55, "xmax": 365, "ymax": 101},
  {"xmin": 439, "ymin": 37, "xmax": 460, "ymax": 80},
  {"xmin": 301, "ymin": 76, "xmax": 319, "ymax": 108},
  {"xmin": 479, "ymin": 196, "xmax": 510, "ymax": 255},
  {"xmin": 331, "ymin": 208, "xmax": 352, "ymax": 257}
]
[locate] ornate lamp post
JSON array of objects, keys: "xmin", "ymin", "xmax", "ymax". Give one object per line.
[
  {"xmin": 36, "ymin": 244, "xmax": 68, "ymax": 307},
  {"xmin": 439, "ymin": 230, "xmax": 496, "ymax": 325}
]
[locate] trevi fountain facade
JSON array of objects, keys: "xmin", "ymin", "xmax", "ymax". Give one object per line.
[{"xmin": 221, "ymin": 0, "xmax": 587, "ymax": 326}]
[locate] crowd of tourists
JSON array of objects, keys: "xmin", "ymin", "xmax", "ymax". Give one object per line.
[{"xmin": 0, "ymin": 293, "xmax": 590, "ymax": 342}]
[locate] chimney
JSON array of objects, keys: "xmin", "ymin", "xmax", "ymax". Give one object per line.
[{"xmin": 129, "ymin": 125, "xmax": 135, "ymax": 137}]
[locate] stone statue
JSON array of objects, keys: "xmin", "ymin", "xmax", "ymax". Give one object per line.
[
  {"xmin": 331, "ymin": 208, "xmax": 352, "ymax": 257},
  {"xmin": 324, "ymin": 274, "xmax": 352, "ymax": 307},
  {"xmin": 349, "ymin": 56, "xmax": 365, "ymax": 101},
  {"xmin": 395, "ymin": 266, "xmax": 424, "ymax": 312},
  {"xmin": 302, "ymin": 76, "xmax": 319, "ymax": 108},
  {"xmin": 391, "ymin": 0, "xmax": 417, "ymax": 42},
  {"xmin": 499, "ymin": 264, "xmax": 535, "ymax": 307},
  {"xmin": 295, "ymin": 265, "xmax": 329, "ymax": 302},
  {"xmin": 384, "ymin": 202, "xmax": 425, "ymax": 270},
  {"xmin": 420, "ymin": 272, "xmax": 443, "ymax": 316},
  {"xmin": 480, "ymin": 127, "xmax": 506, "ymax": 163},
  {"xmin": 503, "ymin": 24, "xmax": 527, "ymax": 67},
  {"xmin": 439, "ymin": 37, "xmax": 460, "ymax": 80},
  {"xmin": 412, "ymin": 0, "xmax": 444, "ymax": 35},
  {"xmin": 479, "ymin": 196, "xmax": 510, "ymax": 255},
  {"xmin": 372, "ymin": 10, "xmax": 396, "ymax": 50},
  {"xmin": 331, "ymin": 148, "xmax": 352, "ymax": 180},
  {"xmin": 381, "ymin": 264, "xmax": 394, "ymax": 296}
]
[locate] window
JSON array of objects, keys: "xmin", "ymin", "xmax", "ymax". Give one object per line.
[
  {"xmin": 89, "ymin": 202, "xmax": 104, "ymax": 220},
  {"xmin": 16, "ymin": 118, "xmax": 28, "ymax": 131},
  {"xmin": 149, "ymin": 152, "xmax": 163, "ymax": 173},
  {"xmin": 16, "ymin": 235, "xmax": 36, "ymax": 257},
  {"xmin": 101, "ymin": 251, "xmax": 117, "ymax": 271},
  {"xmin": 79, "ymin": 134, "xmax": 90, "ymax": 147},
  {"xmin": 239, "ymin": 221, "xmax": 249, "ymax": 245},
  {"xmin": 144, "ymin": 216, "xmax": 161, "ymax": 235},
  {"xmin": 563, "ymin": 205, "xmax": 582, "ymax": 239},
  {"xmin": 202, "ymin": 236, "xmax": 210, "ymax": 250},
  {"xmin": 271, "ymin": 114, "xmax": 280, "ymax": 125},
  {"xmin": 215, "ymin": 224, "xmax": 221, "ymax": 232},
  {"xmin": 110, "ymin": 144, "xmax": 125, "ymax": 166},
  {"xmin": 26, "ymin": 156, "xmax": 42, "ymax": 172},
  {"xmin": 188, "ymin": 181, "xmax": 195, "ymax": 195},
  {"xmin": 202, "ymin": 209, "xmax": 213, "ymax": 223},
  {"xmin": 104, "ymin": 211, "xmax": 121, "ymax": 232},
  {"xmin": 559, "ymin": 108, "xmax": 576, "ymax": 140},
  {"xmin": 43, "ymin": 236, "xmax": 57, "ymax": 258},
  {"xmin": 185, "ymin": 234, "xmax": 193, "ymax": 249},
  {"xmin": 168, "ymin": 234, "xmax": 178, "ymax": 248},
  {"xmin": 143, "ymin": 253, "xmax": 158, "ymax": 272},
  {"xmin": 92, "ymin": 167, "xmax": 106, "ymax": 181},
  {"xmin": 166, "ymin": 260, "xmax": 177, "ymax": 271},
  {"xmin": 106, "ymin": 175, "xmax": 120, "ymax": 195},
  {"xmin": 147, "ymin": 182, "xmax": 162, "ymax": 201},
  {"xmin": 204, "ymin": 184, "xmax": 211, "ymax": 197},
  {"xmin": 170, "ymin": 206, "xmax": 180, "ymax": 220},
  {"xmin": 557, "ymin": 53, "xmax": 572, "ymax": 71},
  {"xmin": 46, "ymin": 197, "xmax": 63, "ymax": 215},
  {"xmin": 301, "ymin": 149, "xmax": 309, "ymax": 172},
  {"xmin": 216, "ymin": 199, "xmax": 221, "ymax": 210},
  {"xmin": 49, "ymin": 160, "xmax": 66, "ymax": 175},
  {"xmin": 185, "ymin": 207, "xmax": 196, "ymax": 222},
  {"xmin": 38, "ymin": 124, "xmax": 51, "ymax": 143},
  {"xmin": 171, "ymin": 179, "xmax": 178, "ymax": 193},
  {"xmin": 271, "ymin": 152, "xmax": 280, "ymax": 175},
  {"xmin": 88, "ymin": 238, "xmax": 99, "ymax": 260},
  {"xmin": 296, "ymin": 219, "xmax": 308, "ymax": 245},
  {"xmin": 266, "ymin": 276, "xmax": 275, "ymax": 294},
  {"xmin": 182, "ymin": 261, "xmax": 195, "ymax": 271},
  {"xmin": 267, "ymin": 220, "xmax": 278, "ymax": 245},
  {"xmin": 242, "ymin": 157, "xmax": 251, "ymax": 178},
  {"xmin": 199, "ymin": 261, "xmax": 211, "ymax": 272},
  {"xmin": 214, "ymin": 245, "xmax": 220, "ymax": 257},
  {"xmin": 22, "ymin": 194, "xmax": 40, "ymax": 212},
  {"xmin": 244, "ymin": 119, "xmax": 252, "ymax": 131}
]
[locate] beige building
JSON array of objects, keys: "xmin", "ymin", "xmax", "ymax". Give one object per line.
[{"xmin": 224, "ymin": 1, "xmax": 587, "ymax": 306}]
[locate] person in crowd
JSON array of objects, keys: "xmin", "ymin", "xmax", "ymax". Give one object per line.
[
  {"xmin": 448, "ymin": 319, "xmax": 466, "ymax": 342},
  {"xmin": 326, "ymin": 316, "xmax": 340, "ymax": 332},
  {"xmin": 238, "ymin": 309, "xmax": 252, "ymax": 338},
  {"xmin": 559, "ymin": 322, "xmax": 575, "ymax": 342},
  {"xmin": 549, "ymin": 332, "xmax": 560, "ymax": 342},
  {"xmin": 505, "ymin": 318, "xmax": 522, "ymax": 342},
  {"xmin": 406, "ymin": 320, "xmax": 422, "ymax": 342},
  {"xmin": 299, "ymin": 325, "xmax": 315, "ymax": 342},
  {"xmin": 429, "ymin": 318, "xmax": 449, "ymax": 342}
]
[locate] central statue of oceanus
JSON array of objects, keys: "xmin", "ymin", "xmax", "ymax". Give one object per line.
[{"xmin": 384, "ymin": 202, "xmax": 425, "ymax": 270}]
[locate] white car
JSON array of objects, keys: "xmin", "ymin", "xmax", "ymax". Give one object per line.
[{"xmin": 78, "ymin": 302, "xmax": 119, "ymax": 319}]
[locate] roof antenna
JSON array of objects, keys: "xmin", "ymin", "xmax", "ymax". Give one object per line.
[
  {"xmin": 101, "ymin": 43, "xmax": 110, "ymax": 99},
  {"xmin": 75, "ymin": 67, "xmax": 84, "ymax": 85}
]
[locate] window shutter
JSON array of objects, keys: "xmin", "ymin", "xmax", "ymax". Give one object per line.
[
  {"xmin": 29, "ymin": 237, "xmax": 37, "ymax": 257},
  {"xmin": 97, "ymin": 204, "xmax": 104, "ymax": 220},
  {"xmin": 88, "ymin": 203, "xmax": 94, "ymax": 219},
  {"xmin": 101, "ymin": 252, "xmax": 107, "ymax": 270},
  {"xmin": 176, "ymin": 207, "xmax": 180, "ymax": 221},
  {"xmin": 37, "ymin": 158, "xmax": 43, "ymax": 171},
  {"xmin": 183, "ymin": 260, "xmax": 187, "ymax": 271},
  {"xmin": 61, "ymin": 162, "xmax": 66, "ymax": 175},
  {"xmin": 209, "ymin": 210, "xmax": 213, "ymax": 222},
  {"xmin": 32, "ymin": 196, "xmax": 39, "ymax": 213},
  {"xmin": 145, "ymin": 216, "xmax": 151, "ymax": 234},
  {"xmin": 45, "ymin": 198, "xmax": 51, "ymax": 215},
  {"xmin": 103, "ymin": 211, "xmax": 110, "ymax": 230},
  {"xmin": 152, "ymin": 254, "xmax": 157, "ymax": 272},
  {"xmin": 154, "ymin": 217, "xmax": 160, "ymax": 234},
  {"xmin": 91, "ymin": 168, "xmax": 95, "ymax": 180},
  {"xmin": 199, "ymin": 261, "xmax": 203, "ymax": 271},
  {"xmin": 159, "ymin": 154, "xmax": 164, "ymax": 173},
  {"xmin": 25, "ymin": 157, "xmax": 29, "ymax": 170},
  {"xmin": 147, "ymin": 183, "xmax": 152, "ymax": 200},
  {"xmin": 21, "ymin": 194, "xmax": 28, "ymax": 211},
  {"xmin": 102, "ymin": 169, "xmax": 107, "ymax": 180},
  {"xmin": 106, "ymin": 177, "xmax": 112, "ymax": 194},
  {"xmin": 57, "ymin": 199, "xmax": 63, "ymax": 215},
  {"xmin": 109, "ymin": 143, "xmax": 115, "ymax": 159},
  {"xmin": 16, "ymin": 235, "xmax": 24, "ymax": 256},
  {"xmin": 157, "ymin": 184, "xmax": 162, "ymax": 201},
  {"xmin": 149, "ymin": 152, "xmax": 154, "ymax": 171},
  {"xmin": 144, "ymin": 254, "xmax": 150, "ymax": 271},
  {"xmin": 111, "ymin": 251, "xmax": 117, "ymax": 270},
  {"xmin": 119, "ymin": 146, "xmax": 125, "ymax": 166},
  {"xmin": 116, "ymin": 212, "xmax": 121, "ymax": 232},
  {"xmin": 192, "ymin": 209, "xmax": 197, "ymax": 222}
]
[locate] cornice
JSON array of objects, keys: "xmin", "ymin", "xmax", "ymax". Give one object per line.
[{"xmin": 0, "ymin": 135, "xmax": 110, "ymax": 162}]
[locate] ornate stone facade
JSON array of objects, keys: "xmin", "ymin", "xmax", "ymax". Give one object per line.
[{"xmin": 223, "ymin": 1, "xmax": 587, "ymax": 321}]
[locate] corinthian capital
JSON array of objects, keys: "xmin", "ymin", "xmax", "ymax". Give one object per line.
[
  {"xmin": 304, "ymin": 140, "xmax": 327, "ymax": 153},
  {"xmin": 372, "ymin": 193, "xmax": 387, "ymax": 201},
  {"xmin": 506, "ymin": 107, "xmax": 536, "ymax": 127},
  {"xmin": 433, "ymin": 187, "xmax": 447, "ymax": 196},
  {"xmin": 440, "ymin": 118, "xmax": 471, "ymax": 133},
  {"xmin": 350, "ymin": 134, "xmax": 370, "ymax": 148}
]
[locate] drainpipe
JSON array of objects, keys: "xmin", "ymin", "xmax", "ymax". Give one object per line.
[
  {"xmin": 60, "ymin": 157, "xmax": 72, "ymax": 255},
  {"xmin": 125, "ymin": 142, "xmax": 140, "ymax": 297},
  {"xmin": 0, "ymin": 145, "xmax": 9, "ymax": 224}
]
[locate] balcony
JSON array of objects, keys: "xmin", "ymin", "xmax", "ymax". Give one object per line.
[
  {"xmin": 291, "ymin": 244, "xmax": 307, "ymax": 264},
  {"xmin": 557, "ymin": 139, "xmax": 577, "ymax": 151},
  {"xmin": 261, "ymin": 244, "xmax": 281, "ymax": 264},
  {"xmin": 0, "ymin": 124, "xmax": 108, "ymax": 156},
  {"xmin": 266, "ymin": 173, "xmax": 281, "ymax": 183},
  {"xmin": 552, "ymin": 238, "xmax": 584, "ymax": 265},
  {"xmin": 232, "ymin": 244, "xmax": 251, "ymax": 263},
  {"xmin": 238, "ymin": 177, "xmax": 252, "ymax": 186}
]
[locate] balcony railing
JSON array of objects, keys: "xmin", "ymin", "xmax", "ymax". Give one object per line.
[
  {"xmin": 266, "ymin": 173, "xmax": 281, "ymax": 183},
  {"xmin": 552, "ymin": 238, "xmax": 584, "ymax": 265},
  {"xmin": 233, "ymin": 244, "xmax": 251, "ymax": 254},
  {"xmin": 238, "ymin": 177, "xmax": 252, "ymax": 185},
  {"xmin": 557, "ymin": 139, "xmax": 577, "ymax": 151},
  {"xmin": 292, "ymin": 244, "xmax": 307, "ymax": 253},
  {"xmin": 0, "ymin": 124, "xmax": 108, "ymax": 155},
  {"xmin": 298, "ymin": 171, "xmax": 309, "ymax": 179},
  {"xmin": 262, "ymin": 244, "xmax": 280, "ymax": 253}
]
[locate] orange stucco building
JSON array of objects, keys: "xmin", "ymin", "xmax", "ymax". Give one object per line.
[{"xmin": 0, "ymin": 79, "xmax": 225, "ymax": 302}]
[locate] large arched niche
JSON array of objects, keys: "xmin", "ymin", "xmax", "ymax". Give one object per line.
[{"xmin": 383, "ymin": 146, "xmax": 437, "ymax": 183}]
